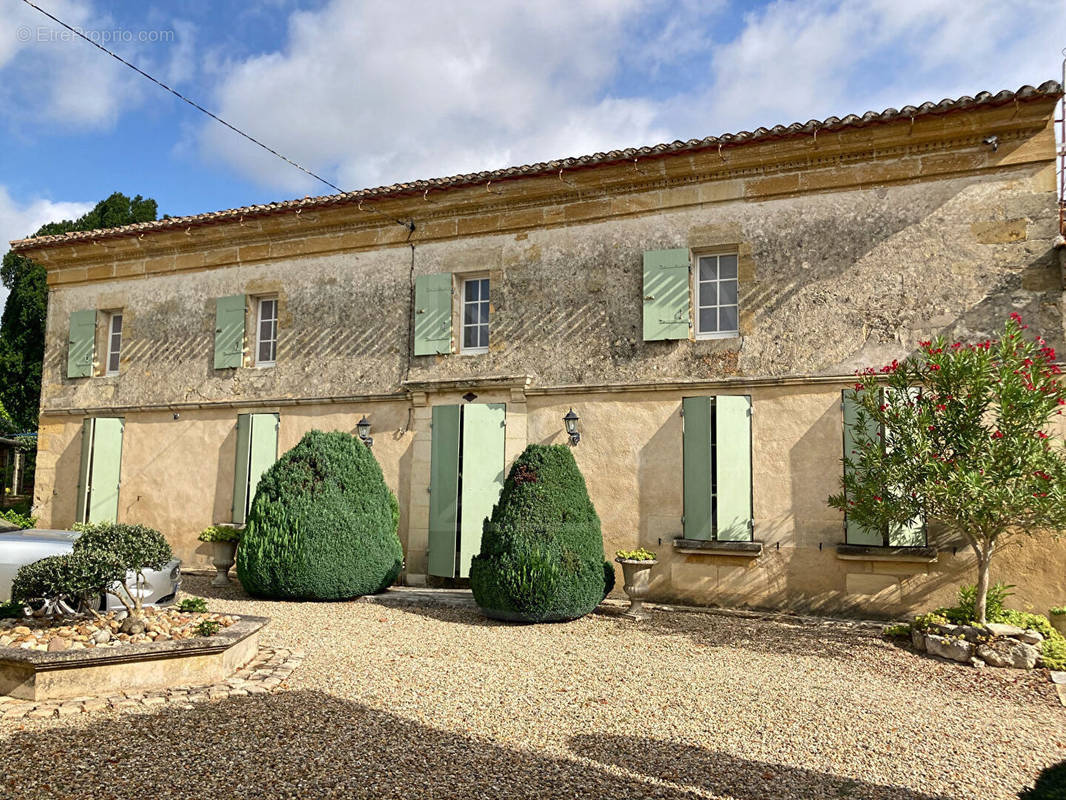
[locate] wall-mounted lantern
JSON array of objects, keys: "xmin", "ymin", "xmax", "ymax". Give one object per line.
[
  {"xmin": 563, "ymin": 408, "xmax": 581, "ymax": 447},
  {"xmin": 357, "ymin": 416, "xmax": 373, "ymax": 448}
]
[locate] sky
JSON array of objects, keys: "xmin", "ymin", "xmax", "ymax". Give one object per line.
[{"xmin": 1, "ymin": 0, "xmax": 1065, "ymax": 308}]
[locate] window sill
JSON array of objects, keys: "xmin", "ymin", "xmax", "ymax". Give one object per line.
[
  {"xmin": 457, "ymin": 349, "xmax": 488, "ymax": 357},
  {"xmin": 693, "ymin": 332, "xmax": 740, "ymax": 341},
  {"xmin": 672, "ymin": 538, "xmax": 762, "ymax": 557},
  {"xmin": 835, "ymin": 544, "xmax": 938, "ymax": 563}
]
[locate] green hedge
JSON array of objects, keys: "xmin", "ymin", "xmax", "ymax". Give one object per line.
[
  {"xmin": 236, "ymin": 430, "xmax": 403, "ymax": 600},
  {"xmin": 470, "ymin": 444, "xmax": 611, "ymax": 623}
]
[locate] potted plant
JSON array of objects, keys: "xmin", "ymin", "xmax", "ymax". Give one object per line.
[
  {"xmin": 199, "ymin": 525, "xmax": 243, "ymax": 586},
  {"xmin": 614, "ymin": 548, "xmax": 657, "ymax": 620},
  {"xmin": 1050, "ymin": 607, "xmax": 1066, "ymax": 638}
]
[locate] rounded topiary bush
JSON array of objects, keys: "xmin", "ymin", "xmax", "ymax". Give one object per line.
[
  {"xmin": 470, "ymin": 444, "xmax": 610, "ymax": 623},
  {"xmin": 236, "ymin": 430, "xmax": 403, "ymax": 600}
]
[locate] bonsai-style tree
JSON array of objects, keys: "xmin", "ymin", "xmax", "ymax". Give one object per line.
[
  {"xmin": 11, "ymin": 550, "xmax": 126, "ymax": 619},
  {"xmin": 73, "ymin": 522, "xmax": 173, "ymax": 620},
  {"xmin": 828, "ymin": 314, "xmax": 1066, "ymax": 622},
  {"xmin": 470, "ymin": 444, "xmax": 613, "ymax": 623},
  {"xmin": 236, "ymin": 430, "xmax": 403, "ymax": 600}
]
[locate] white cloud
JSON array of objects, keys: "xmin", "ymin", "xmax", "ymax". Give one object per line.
[
  {"xmin": 0, "ymin": 187, "xmax": 93, "ymax": 308},
  {"xmin": 199, "ymin": 0, "xmax": 1065, "ymax": 196},
  {"xmin": 198, "ymin": 0, "xmax": 676, "ymax": 193},
  {"xmin": 0, "ymin": 1, "xmax": 194, "ymax": 130}
]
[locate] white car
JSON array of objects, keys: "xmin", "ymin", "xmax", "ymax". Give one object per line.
[{"xmin": 0, "ymin": 528, "xmax": 181, "ymax": 610}]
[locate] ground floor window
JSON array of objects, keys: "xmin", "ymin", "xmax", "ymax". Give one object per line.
[{"xmin": 682, "ymin": 395, "xmax": 753, "ymax": 542}]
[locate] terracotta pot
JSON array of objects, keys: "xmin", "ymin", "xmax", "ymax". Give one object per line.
[
  {"xmin": 1051, "ymin": 613, "xmax": 1066, "ymax": 639},
  {"xmin": 615, "ymin": 558, "xmax": 657, "ymax": 620},
  {"xmin": 211, "ymin": 540, "xmax": 238, "ymax": 587}
]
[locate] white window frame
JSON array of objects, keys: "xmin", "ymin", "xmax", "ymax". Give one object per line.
[
  {"xmin": 694, "ymin": 252, "xmax": 740, "ymax": 340},
  {"xmin": 459, "ymin": 276, "xmax": 490, "ymax": 355},
  {"xmin": 255, "ymin": 296, "xmax": 278, "ymax": 367},
  {"xmin": 105, "ymin": 311, "xmax": 123, "ymax": 376}
]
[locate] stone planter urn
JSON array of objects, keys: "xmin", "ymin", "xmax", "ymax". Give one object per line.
[
  {"xmin": 616, "ymin": 558, "xmax": 657, "ymax": 620},
  {"xmin": 211, "ymin": 540, "xmax": 238, "ymax": 587},
  {"xmin": 1051, "ymin": 612, "xmax": 1066, "ymax": 638}
]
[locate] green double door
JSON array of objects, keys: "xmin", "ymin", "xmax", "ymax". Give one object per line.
[
  {"xmin": 76, "ymin": 417, "xmax": 124, "ymax": 524},
  {"xmin": 428, "ymin": 403, "xmax": 506, "ymax": 579}
]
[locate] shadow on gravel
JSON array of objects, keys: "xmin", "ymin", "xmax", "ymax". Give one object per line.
[
  {"xmin": 0, "ymin": 691, "xmax": 700, "ymax": 800},
  {"xmin": 179, "ymin": 573, "xmax": 253, "ymax": 602},
  {"xmin": 571, "ymin": 733, "xmax": 955, "ymax": 800}
]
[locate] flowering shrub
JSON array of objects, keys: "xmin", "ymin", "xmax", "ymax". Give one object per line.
[{"xmin": 829, "ymin": 315, "xmax": 1066, "ymax": 622}]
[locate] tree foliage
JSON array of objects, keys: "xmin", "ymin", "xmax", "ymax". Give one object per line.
[
  {"xmin": 828, "ymin": 315, "xmax": 1066, "ymax": 622},
  {"xmin": 11, "ymin": 550, "xmax": 126, "ymax": 618},
  {"xmin": 0, "ymin": 193, "xmax": 158, "ymax": 430}
]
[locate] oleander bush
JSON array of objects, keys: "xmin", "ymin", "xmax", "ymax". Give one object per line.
[
  {"xmin": 470, "ymin": 444, "xmax": 611, "ymax": 623},
  {"xmin": 236, "ymin": 430, "xmax": 403, "ymax": 600}
]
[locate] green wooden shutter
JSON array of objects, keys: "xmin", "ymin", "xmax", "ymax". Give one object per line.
[
  {"xmin": 885, "ymin": 387, "xmax": 925, "ymax": 547},
  {"xmin": 414, "ymin": 274, "xmax": 453, "ymax": 355},
  {"xmin": 716, "ymin": 395, "xmax": 753, "ymax": 541},
  {"xmin": 87, "ymin": 418, "xmax": 124, "ymax": 523},
  {"xmin": 428, "ymin": 405, "xmax": 461, "ymax": 577},
  {"xmin": 214, "ymin": 295, "xmax": 246, "ymax": 369},
  {"xmin": 232, "ymin": 414, "xmax": 252, "ymax": 524},
  {"xmin": 842, "ymin": 390, "xmax": 883, "ymax": 545},
  {"xmin": 643, "ymin": 248, "xmax": 690, "ymax": 341},
  {"xmin": 682, "ymin": 396, "xmax": 713, "ymax": 541},
  {"xmin": 232, "ymin": 413, "xmax": 278, "ymax": 524},
  {"xmin": 75, "ymin": 419, "xmax": 94, "ymax": 523},
  {"xmin": 458, "ymin": 404, "xmax": 506, "ymax": 578},
  {"xmin": 67, "ymin": 310, "xmax": 96, "ymax": 378}
]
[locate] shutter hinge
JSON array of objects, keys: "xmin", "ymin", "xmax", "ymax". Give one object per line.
[{"xmin": 680, "ymin": 515, "xmax": 685, "ymax": 524}]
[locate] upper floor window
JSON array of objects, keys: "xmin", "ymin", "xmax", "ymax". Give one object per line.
[
  {"xmin": 105, "ymin": 312, "xmax": 123, "ymax": 375},
  {"xmin": 256, "ymin": 297, "xmax": 278, "ymax": 367},
  {"xmin": 695, "ymin": 253, "xmax": 739, "ymax": 338},
  {"xmin": 461, "ymin": 277, "xmax": 489, "ymax": 354}
]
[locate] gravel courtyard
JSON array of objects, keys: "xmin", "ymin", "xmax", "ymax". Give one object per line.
[{"xmin": 1, "ymin": 575, "xmax": 1063, "ymax": 800}]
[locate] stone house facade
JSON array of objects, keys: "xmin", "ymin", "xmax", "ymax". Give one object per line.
[{"xmin": 13, "ymin": 81, "xmax": 1066, "ymax": 617}]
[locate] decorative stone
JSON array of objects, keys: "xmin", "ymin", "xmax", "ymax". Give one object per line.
[
  {"xmin": 984, "ymin": 622, "xmax": 1024, "ymax": 638},
  {"xmin": 911, "ymin": 628, "xmax": 926, "ymax": 652},
  {"xmin": 1049, "ymin": 671, "xmax": 1066, "ymax": 685},
  {"xmin": 969, "ymin": 657, "xmax": 986, "ymax": 669},
  {"xmin": 1017, "ymin": 630, "xmax": 1044, "ymax": 645},
  {"xmin": 46, "ymin": 637, "xmax": 70, "ymax": 652},
  {"xmin": 90, "ymin": 629, "xmax": 111, "ymax": 645},
  {"xmin": 119, "ymin": 617, "xmax": 146, "ymax": 636},
  {"xmin": 955, "ymin": 625, "xmax": 991, "ymax": 643},
  {"xmin": 977, "ymin": 639, "xmax": 1038, "ymax": 669},
  {"xmin": 925, "ymin": 634, "xmax": 975, "ymax": 662}
]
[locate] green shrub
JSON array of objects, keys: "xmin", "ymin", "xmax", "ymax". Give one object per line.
[
  {"xmin": 470, "ymin": 444, "xmax": 611, "ymax": 623},
  {"xmin": 236, "ymin": 430, "xmax": 403, "ymax": 600},
  {"xmin": 11, "ymin": 550, "xmax": 125, "ymax": 614},
  {"xmin": 615, "ymin": 547, "xmax": 656, "ymax": 561},
  {"xmin": 998, "ymin": 609, "xmax": 1057, "ymax": 640},
  {"xmin": 198, "ymin": 525, "xmax": 243, "ymax": 543},
  {"xmin": 956, "ymin": 582, "xmax": 1014, "ymax": 622},
  {"xmin": 0, "ymin": 508, "xmax": 36, "ymax": 529},
  {"xmin": 195, "ymin": 619, "xmax": 221, "ymax": 637},
  {"xmin": 912, "ymin": 612, "xmax": 949, "ymax": 630},
  {"xmin": 0, "ymin": 600, "xmax": 25, "ymax": 619},
  {"xmin": 1042, "ymin": 636, "xmax": 1066, "ymax": 671},
  {"xmin": 1050, "ymin": 606, "xmax": 1066, "ymax": 617},
  {"xmin": 178, "ymin": 596, "xmax": 208, "ymax": 613},
  {"xmin": 1021, "ymin": 759, "xmax": 1066, "ymax": 800},
  {"xmin": 883, "ymin": 623, "xmax": 912, "ymax": 638}
]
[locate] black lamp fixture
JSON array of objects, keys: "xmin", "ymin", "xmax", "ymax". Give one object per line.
[
  {"xmin": 563, "ymin": 408, "xmax": 581, "ymax": 446},
  {"xmin": 356, "ymin": 415, "xmax": 373, "ymax": 448}
]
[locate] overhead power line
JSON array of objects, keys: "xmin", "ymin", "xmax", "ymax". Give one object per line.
[{"xmin": 19, "ymin": 0, "xmax": 343, "ymax": 194}]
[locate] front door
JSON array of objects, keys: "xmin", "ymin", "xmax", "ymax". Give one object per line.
[{"xmin": 428, "ymin": 403, "xmax": 506, "ymax": 578}]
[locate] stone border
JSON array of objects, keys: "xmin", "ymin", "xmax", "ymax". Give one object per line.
[
  {"xmin": 0, "ymin": 614, "xmax": 268, "ymax": 669},
  {"xmin": 0, "ymin": 647, "xmax": 304, "ymax": 720}
]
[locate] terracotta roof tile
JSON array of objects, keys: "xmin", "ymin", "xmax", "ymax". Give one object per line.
[{"xmin": 11, "ymin": 80, "xmax": 1062, "ymax": 251}]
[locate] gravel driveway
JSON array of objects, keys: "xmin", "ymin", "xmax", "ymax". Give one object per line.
[{"xmin": 1, "ymin": 574, "xmax": 1062, "ymax": 800}]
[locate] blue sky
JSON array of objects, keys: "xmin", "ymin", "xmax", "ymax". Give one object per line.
[{"xmin": 2, "ymin": 0, "xmax": 1064, "ymax": 306}]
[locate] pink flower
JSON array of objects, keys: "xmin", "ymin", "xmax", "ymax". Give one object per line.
[{"xmin": 992, "ymin": 430, "xmax": 1004, "ymax": 439}]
